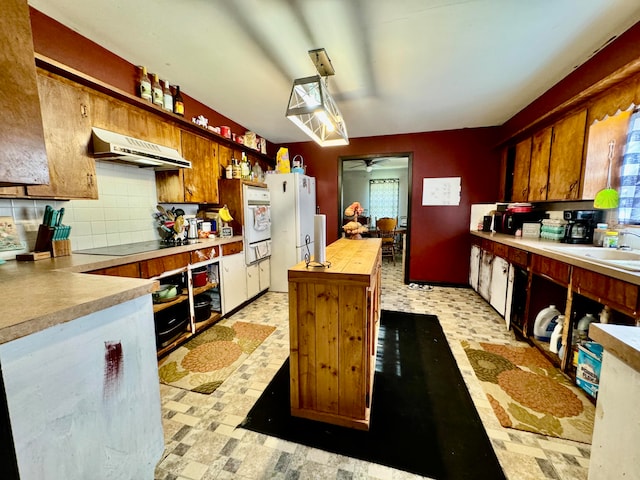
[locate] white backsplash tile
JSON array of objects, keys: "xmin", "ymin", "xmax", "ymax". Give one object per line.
[{"xmin": 0, "ymin": 162, "xmax": 165, "ymax": 253}]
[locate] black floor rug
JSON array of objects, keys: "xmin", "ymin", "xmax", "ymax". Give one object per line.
[{"xmin": 241, "ymin": 310, "xmax": 505, "ymax": 479}]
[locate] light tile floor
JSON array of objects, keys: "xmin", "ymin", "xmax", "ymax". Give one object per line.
[{"xmin": 154, "ymin": 260, "xmax": 591, "ymax": 480}]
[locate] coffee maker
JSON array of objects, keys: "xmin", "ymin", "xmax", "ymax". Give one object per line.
[{"xmin": 562, "ymin": 210, "xmax": 603, "ymax": 244}]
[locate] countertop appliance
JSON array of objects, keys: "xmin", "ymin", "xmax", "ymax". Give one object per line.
[
  {"xmin": 265, "ymin": 173, "xmax": 316, "ymax": 292},
  {"xmin": 493, "ymin": 210, "xmax": 546, "ymax": 235},
  {"xmin": 242, "ymin": 185, "xmax": 272, "ymax": 265},
  {"xmin": 562, "ymin": 210, "xmax": 602, "ymax": 244}
]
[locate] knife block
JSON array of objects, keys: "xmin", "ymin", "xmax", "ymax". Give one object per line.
[
  {"xmin": 51, "ymin": 239, "xmax": 71, "ymax": 257},
  {"xmin": 34, "ymin": 224, "xmax": 55, "ymax": 253}
]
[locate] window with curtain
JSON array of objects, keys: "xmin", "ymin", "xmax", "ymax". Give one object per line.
[
  {"xmin": 369, "ymin": 178, "xmax": 399, "ymax": 222},
  {"xmin": 619, "ymin": 108, "xmax": 640, "ymax": 224}
]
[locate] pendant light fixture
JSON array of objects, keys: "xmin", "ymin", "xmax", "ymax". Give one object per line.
[{"xmin": 286, "ymin": 49, "xmax": 349, "ymax": 147}]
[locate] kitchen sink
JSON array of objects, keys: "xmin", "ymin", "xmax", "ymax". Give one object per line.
[{"xmin": 543, "ymin": 245, "xmax": 640, "ymax": 271}]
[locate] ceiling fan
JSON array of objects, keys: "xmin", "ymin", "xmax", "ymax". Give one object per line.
[{"xmin": 344, "ymin": 158, "xmax": 390, "ymax": 172}]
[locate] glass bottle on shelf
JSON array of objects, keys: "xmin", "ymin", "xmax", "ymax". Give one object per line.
[
  {"xmin": 232, "ymin": 157, "xmax": 241, "ymax": 179},
  {"xmin": 162, "ymin": 80, "xmax": 173, "ymax": 112},
  {"xmin": 151, "ymin": 74, "xmax": 163, "ymax": 107},
  {"xmin": 138, "ymin": 66, "xmax": 152, "ymax": 102},
  {"xmin": 173, "ymin": 85, "xmax": 185, "ymax": 116},
  {"xmin": 241, "ymin": 152, "xmax": 250, "ymax": 179}
]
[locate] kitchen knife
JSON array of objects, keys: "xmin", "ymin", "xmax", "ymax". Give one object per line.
[
  {"xmin": 56, "ymin": 207, "xmax": 65, "ymax": 227},
  {"xmin": 43, "ymin": 205, "xmax": 53, "ymax": 226}
]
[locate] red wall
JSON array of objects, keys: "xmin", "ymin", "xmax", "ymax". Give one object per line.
[
  {"xmin": 28, "ymin": 8, "xmax": 275, "ymax": 155},
  {"xmin": 285, "ymin": 128, "xmax": 501, "ymax": 284}
]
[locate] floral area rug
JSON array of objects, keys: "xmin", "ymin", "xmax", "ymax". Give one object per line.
[
  {"xmin": 462, "ymin": 340, "xmax": 595, "ymax": 444},
  {"xmin": 158, "ymin": 321, "xmax": 275, "ymax": 394}
]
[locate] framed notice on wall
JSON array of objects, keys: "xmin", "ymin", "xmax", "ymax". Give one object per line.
[{"xmin": 421, "ymin": 177, "xmax": 461, "ymax": 206}]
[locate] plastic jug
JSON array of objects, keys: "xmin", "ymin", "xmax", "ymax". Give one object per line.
[
  {"xmin": 550, "ymin": 315, "xmax": 564, "ymax": 354},
  {"xmin": 576, "ymin": 313, "xmax": 597, "ymax": 342},
  {"xmin": 533, "ymin": 304, "xmax": 561, "ymax": 341}
]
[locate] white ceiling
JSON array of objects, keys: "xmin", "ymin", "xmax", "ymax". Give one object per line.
[{"xmin": 30, "ymin": 0, "xmax": 640, "ymax": 145}]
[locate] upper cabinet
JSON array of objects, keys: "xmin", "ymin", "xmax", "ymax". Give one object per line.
[
  {"xmin": 582, "ymin": 110, "xmax": 632, "ymax": 199},
  {"xmin": 547, "ymin": 110, "xmax": 587, "ymax": 200},
  {"xmin": 156, "ymin": 131, "xmax": 219, "ymax": 204},
  {"xmin": 528, "ymin": 127, "xmax": 552, "ymax": 201},
  {"xmin": 506, "ymin": 109, "xmax": 587, "ymax": 202},
  {"xmin": 27, "ymin": 72, "xmax": 98, "ymax": 199},
  {"xmin": 0, "ymin": 0, "xmax": 49, "ymax": 186}
]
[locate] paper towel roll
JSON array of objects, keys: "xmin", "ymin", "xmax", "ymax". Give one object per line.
[{"xmin": 314, "ymin": 214, "xmax": 326, "ymax": 264}]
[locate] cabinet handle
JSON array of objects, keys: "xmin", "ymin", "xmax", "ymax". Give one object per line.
[
  {"xmin": 80, "ymin": 103, "xmax": 88, "ymax": 118},
  {"xmin": 87, "ymin": 173, "xmax": 94, "ymax": 186}
]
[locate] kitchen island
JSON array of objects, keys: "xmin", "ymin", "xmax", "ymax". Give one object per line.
[
  {"xmin": 288, "ymin": 237, "xmax": 382, "ymax": 430},
  {"xmin": 0, "ymin": 235, "xmax": 241, "ymax": 479}
]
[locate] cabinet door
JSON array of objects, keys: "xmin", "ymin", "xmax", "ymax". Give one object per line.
[
  {"xmin": 0, "ymin": 0, "xmax": 49, "ymax": 186},
  {"xmin": 528, "ymin": 127, "xmax": 552, "ymax": 201},
  {"xmin": 221, "ymin": 253, "xmax": 247, "ymax": 313},
  {"xmin": 27, "ymin": 74, "xmax": 98, "ymax": 199},
  {"xmin": 246, "ymin": 263, "xmax": 260, "ymax": 299},
  {"xmin": 547, "ymin": 110, "xmax": 587, "ymax": 200},
  {"xmin": 489, "ymin": 256, "xmax": 509, "ymax": 316},
  {"xmin": 582, "ymin": 110, "xmax": 631, "ymax": 199},
  {"xmin": 478, "ymin": 250, "xmax": 493, "ymax": 302},
  {"xmin": 259, "ymin": 259, "xmax": 270, "ymax": 290},
  {"xmin": 181, "ymin": 131, "xmax": 219, "ymax": 203},
  {"xmin": 469, "ymin": 244, "xmax": 481, "ymax": 291},
  {"xmin": 512, "ymin": 138, "xmax": 532, "ymax": 202},
  {"xmin": 505, "ymin": 266, "xmax": 515, "ymax": 329}
]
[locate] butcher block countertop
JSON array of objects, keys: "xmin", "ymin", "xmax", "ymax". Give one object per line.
[{"xmin": 0, "ymin": 236, "xmax": 242, "ymax": 345}]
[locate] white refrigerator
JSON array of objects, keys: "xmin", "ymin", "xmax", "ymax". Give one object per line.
[{"xmin": 265, "ymin": 173, "xmax": 316, "ymax": 292}]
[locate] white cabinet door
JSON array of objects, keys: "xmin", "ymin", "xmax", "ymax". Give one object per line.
[
  {"xmin": 504, "ymin": 265, "xmax": 515, "ymax": 330},
  {"xmin": 469, "ymin": 245, "xmax": 481, "ymax": 291},
  {"xmin": 259, "ymin": 259, "xmax": 270, "ymax": 290},
  {"xmin": 489, "ymin": 256, "xmax": 509, "ymax": 316},
  {"xmin": 246, "ymin": 263, "xmax": 260, "ymax": 299},
  {"xmin": 222, "ymin": 253, "xmax": 247, "ymax": 314},
  {"xmin": 478, "ymin": 250, "xmax": 493, "ymax": 301}
]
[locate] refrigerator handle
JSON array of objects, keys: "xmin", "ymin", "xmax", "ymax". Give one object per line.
[{"xmin": 283, "ymin": 181, "xmax": 287, "ymax": 193}]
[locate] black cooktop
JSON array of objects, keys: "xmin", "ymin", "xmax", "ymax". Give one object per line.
[{"xmin": 75, "ymin": 239, "xmax": 199, "ymax": 256}]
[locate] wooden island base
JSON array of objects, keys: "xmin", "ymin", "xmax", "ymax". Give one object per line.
[{"xmin": 287, "ymin": 237, "xmax": 382, "ymax": 430}]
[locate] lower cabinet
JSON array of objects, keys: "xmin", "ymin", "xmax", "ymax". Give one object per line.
[
  {"xmin": 489, "ymin": 256, "xmax": 510, "ymax": 317},
  {"xmin": 247, "ymin": 258, "xmax": 270, "ymax": 299},
  {"xmin": 469, "ymin": 244, "xmax": 481, "ymax": 290},
  {"xmin": 221, "ymin": 252, "xmax": 247, "ymax": 314}
]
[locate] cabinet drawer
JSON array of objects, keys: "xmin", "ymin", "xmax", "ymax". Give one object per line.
[
  {"xmin": 88, "ymin": 262, "xmax": 140, "ymax": 278},
  {"xmin": 492, "ymin": 242, "xmax": 509, "ymax": 259},
  {"xmin": 139, "ymin": 253, "xmax": 190, "ymax": 278},
  {"xmin": 480, "ymin": 239, "xmax": 493, "ymax": 252},
  {"xmin": 531, "ymin": 254, "xmax": 570, "ymax": 286},
  {"xmin": 508, "ymin": 247, "xmax": 529, "ymax": 268},
  {"xmin": 190, "ymin": 246, "xmax": 219, "ymax": 263},
  {"xmin": 572, "ymin": 267, "xmax": 639, "ymax": 317},
  {"xmin": 222, "ymin": 241, "xmax": 243, "ymax": 256}
]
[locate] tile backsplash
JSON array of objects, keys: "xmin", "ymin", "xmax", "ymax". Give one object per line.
[{"xmin": 1, "ymin": 161, "xmax": 197, "ymax": 253}]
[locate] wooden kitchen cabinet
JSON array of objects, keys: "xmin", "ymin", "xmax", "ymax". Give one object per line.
[
  {"xmin": 27, "ymin": 72, "xmax": 98, "ymax": 199},
  {"xmin": 88, "ymin": 263, "xmax": 140, "ymax": 278},
  {"xmin": 512, "ymin": 138, "xmax": 532, "ymax": 202},
  {"xmin": 139, "ymin": 252, "xmax": 190, "ymax": 279},
  {"xmin": 531, "ymin": 254, "xmax": 570, "ymax": 286},
  {"xmin": 572, "ymin": 267, "xmax": 639, "ymax": 318},
  {"xmin": 547, "ymin": 110, "xmax": 587, "ymax": 200},
  {"xmin": 528, "ymin": 127, "xmax": 552, "ymax": 201},
  {"xmin": 0, "ymin": 0, "xmax": 50, "ymax": 187},
  {"xmin": 582, "ymin": 109, "xmax": 632, "ymax": 199},
  {"xmin": 288, "ymin": 238, "xmax": 382, "ymax": 430},
  {"xmin": 156, "ymin": 131, "xmax": 219, "ymax": 204}
]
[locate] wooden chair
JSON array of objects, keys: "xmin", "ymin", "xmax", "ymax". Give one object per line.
[{"xmin": 376, "ymin": 217, "xmax": 398, "ymax": 264}]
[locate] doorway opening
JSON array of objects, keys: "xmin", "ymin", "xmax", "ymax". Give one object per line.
[{"xmin": 338, "ymin": 154, "xmax": 412, "ymax": 283}]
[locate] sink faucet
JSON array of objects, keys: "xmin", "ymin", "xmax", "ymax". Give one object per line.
[{"xmin": 618, "ymin": 231, "xmax": 640, "ymax": 250}]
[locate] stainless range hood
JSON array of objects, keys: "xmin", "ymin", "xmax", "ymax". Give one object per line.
[{"xmin": 91, "ymin": 127, "xmax": 191, "ymax": 170}]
